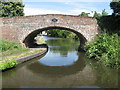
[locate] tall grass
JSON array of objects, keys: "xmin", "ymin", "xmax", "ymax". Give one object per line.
[
  {"xmin": 0, "ymin": 39, "xmax": 28, "ymax": 57},
  {"xmin": 0, "ymin": 39, "xmax": 21, "ymax": 52}
]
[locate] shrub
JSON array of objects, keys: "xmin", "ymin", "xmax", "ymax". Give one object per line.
[
  {"xmin": 85, "ymin": 33, "xmax": 119, "ymax": 69},
  {"xmin": 0, "ymin": 59, "xmax": 18, "ymax": 70}
]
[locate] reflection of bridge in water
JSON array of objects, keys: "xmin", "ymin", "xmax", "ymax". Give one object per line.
[{"xmin": 1, "ymin": 14, "xmax": 100, "ymax": 50}]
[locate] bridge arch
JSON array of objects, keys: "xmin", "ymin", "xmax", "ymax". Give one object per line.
[
  {"xmin": 1, "ymin": 14, "xmax": 100, "ymax": 50},
  {"xmin": 23, "ymin": 26, "xmax": 87, "ymax": 50}
]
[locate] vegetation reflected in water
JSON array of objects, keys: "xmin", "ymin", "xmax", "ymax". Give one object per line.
[
  {"xmin": 2, "ymin": 36, "xmax": 118, "ymax": 88},
  {"xmin": 39, "ymin": 36, "xmax": 79, "ymax": 66}
]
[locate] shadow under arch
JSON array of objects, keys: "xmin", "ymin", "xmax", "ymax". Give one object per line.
[
  {"xmin": 23, "ymin": 26, "xmax": 87, "ymax": 51},
  {"xmin": 26, "ymin": 51, "xmax": 86, "ymax": 78}
]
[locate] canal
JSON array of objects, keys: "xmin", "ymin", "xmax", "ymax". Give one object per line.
[{"xmin": 2, "ymin": 36, "xmax": 118, "ymax": 88}]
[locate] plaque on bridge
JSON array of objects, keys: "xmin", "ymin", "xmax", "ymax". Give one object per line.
[{"xmin": 52, "ymin": 18, "xmax": 58, "ymax": 22}]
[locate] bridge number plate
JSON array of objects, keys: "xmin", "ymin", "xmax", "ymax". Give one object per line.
[{"xmin": 52, "ymin": 18, "xmax": 58, "ymax": 22}]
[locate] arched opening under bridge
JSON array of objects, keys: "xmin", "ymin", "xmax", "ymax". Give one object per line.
[{"xmin": 23, "ymin": 26, "xmax": 87, "ymax": 51}]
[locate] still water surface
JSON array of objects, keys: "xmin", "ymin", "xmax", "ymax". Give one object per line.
[{"xmin": 2, "ymin": 36, "xmax": 118, "ymax": 88}]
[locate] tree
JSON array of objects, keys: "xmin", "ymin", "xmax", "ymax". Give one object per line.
[
  {"xmin": 101, "ymin": 9, "xmax": 108, "ymax": 16},
  {"xmin": 0, "ymin": 0, "xmax": 24, "ymax": 17},
  {"xmin": 78, "ymin": 12, "xmax": 90, "ymax": 17},
  {"xmin": 93, "ymin": 11, "xmax": 101, "ymax": 19},
  {"xmin": 110, "ymin": 0, "xmax": 120, "ymax": 15},
  {"xmin": 93, "ymin": 10, "xmax": 108, "ymax": 19}
]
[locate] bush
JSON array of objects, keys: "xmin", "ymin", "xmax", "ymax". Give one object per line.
[
  {"xmin": 0, "ymin": 59, "xmax": 18, "ymax": 70},
  {"xmin": 85, "ymin": 33, "xmax": 119, "ymax": 69}
]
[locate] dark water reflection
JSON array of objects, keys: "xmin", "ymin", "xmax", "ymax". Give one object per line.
[{"xmin": 2, "ymin": 36, "xmax": 118, "ymax": 88}]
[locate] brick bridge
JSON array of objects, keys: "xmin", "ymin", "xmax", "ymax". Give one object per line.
[{"xmin": 0, "ymin": 14, "xmax": 100, "ymax": 50}]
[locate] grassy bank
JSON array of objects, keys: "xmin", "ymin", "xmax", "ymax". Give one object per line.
[
  {"xmin": 0, "ymin": 48, "xmax": 45, "ymax": 71},
  {"xmin": 0, "ymin": 39, "xmax": 46, "ymax": 71},
  {"xmin": 0, "ymin": 39, "xmax": 29, "ymax": 57}
]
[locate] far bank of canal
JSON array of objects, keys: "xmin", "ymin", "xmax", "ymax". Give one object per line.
[{"xmin": 2, "ymin": 36, "xmax": 118, "ymax": 88}]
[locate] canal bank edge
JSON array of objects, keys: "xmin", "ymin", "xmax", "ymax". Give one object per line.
[
  {"xmin": 1, "ymin": 48, "xmax": 48, "ymax": 71},
  {"xmin": 16, "ymin": 48, "xmax": 48, "ymax": 63}
]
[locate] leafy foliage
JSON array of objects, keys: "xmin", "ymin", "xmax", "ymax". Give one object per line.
[
  {"xmin": 0, "ymin": 1, "xmax": 24, "ymax": 17},
  {"xmin": 86, "ymin": 34, "xmax": 119, "ymax": 69},
  {"xmin": 78, "ymin": 12, "xmax": 90, "ymax": 17},
  {"xmin": 101, "ymin": 9, "xmax": 108, "ymax": 16},
  {"xmin": 45, "ymin": 29, "xmax": 79, "ymax": 40},
  {"xmin": 93, "ymin": 11, "xmax": 102, "ymax": 19},
  {"xmin": 0, "ymin": 59, "xmax": 18, "ymax": 70},
  {"xmin": 110, "ymin": 1, "xmax": 120, "ymax": 15},
  {"xmin": 93, "ymin": 9, "xmax": 108, "ymax": 19},
  {"xmin": 98, "ymin": 15, "xmax": 120, "ymax": 35}
]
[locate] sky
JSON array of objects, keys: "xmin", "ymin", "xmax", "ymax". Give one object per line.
[{"xmin": 23, "ymin": 0, "xmax": 113, "ymax": 16}]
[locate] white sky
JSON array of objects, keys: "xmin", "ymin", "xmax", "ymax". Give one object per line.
[{"xmin": 23, "ymin": 0, "xmax": 113, "ymax": 16}]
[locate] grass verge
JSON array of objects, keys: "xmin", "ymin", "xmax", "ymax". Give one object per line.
[
  {"xmin": 0, "ymin": 39, "xmax": 46, "ymax": 71},
  {"xmin": 0, "ymin": 48, "xmax": 45, "ymax": 71}
]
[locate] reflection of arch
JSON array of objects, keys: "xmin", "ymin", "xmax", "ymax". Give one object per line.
[
  {"xmin": 26, "ymin": 52, "xmax": 86, "ymax": 77},
  {"xmin": 23, "ymin": 26, "xmax": 87, "ymax": 50}
]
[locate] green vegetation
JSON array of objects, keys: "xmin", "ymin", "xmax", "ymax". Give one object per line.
[
  {"xmin": 0, "ymin": 38, "xmax": 46, "ymax": 71},
  {"xmin": 93, "ymin": 11, "xmax": 102, "ymax": 19},
  {"xmin": 86, "ymin": 14, "xmax": 120, "ymax": 69},
  {"xmin": 0, "ymin": 48, "xmax": 44, "ymax": 71},
  {"xmin": 93, "ymin": 9, "xmax": 108, "ymax": 19},
  {"xmin": 78, "ymin": 12, "xmax": 90, "ymax": 17},
  {"xmin": 85, "ymin": 1, "xmax": 120, "ymax": 69},
  {"xmin": 110, "ymin": 1, "xmax": 120, "ymax": 15},
  {"xmin": 46, "ymin": 29, "xmax": 79, "ymax": 40},
  {"xmin": 0, "ymin": 1, "xmax": 24, "ymax": 17},
  {"xmin": 98, "ymin": 15, "xmax": 120, "ymax": 35},
  {"xmin": 86, "ymin": 33, "xmax": 119, "ymax": 69},
  {"xmin": 0, "ymin": 39, "xmax": 21, "ymax": 52},
  {"xmin": 0, "ymin": 59, "xmax": 18, "ymax": 70},
  {"xmin": 77, "ymin": 9, "xmax": 108, "ymax": 19},
  {"xmin": 0, "ymin": 39, "xmax": 28, "ymax": 70},
  {"xmin": 1, "ymin": 49, "xmax": 28, "ymax": 57},
  {"xmin": 0, "ymin": 39, "xmax": 28, "ymax": 57}
]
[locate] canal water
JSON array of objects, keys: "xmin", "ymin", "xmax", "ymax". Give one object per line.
[{"xmin": 2, "ymin": 36, "xmax": 118, "ymax": 88}]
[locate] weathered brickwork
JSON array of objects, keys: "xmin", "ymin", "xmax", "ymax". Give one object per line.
[{"xmin": 0, "ymin": 14, "xmax": 100, "ymax": 49}]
